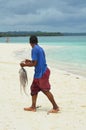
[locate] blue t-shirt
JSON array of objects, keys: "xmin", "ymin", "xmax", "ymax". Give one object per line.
[{"xmin": 31, "ymin": 45, "xmax": 47, "ymax": 78}]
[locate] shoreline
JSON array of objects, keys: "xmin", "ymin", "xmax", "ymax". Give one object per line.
[
  {"xmin": 49, "ymin": 62, "xmax": 86, "ymax": 79},
  {"xmin": 0, "ymin": 43, "xmax": 86, "ymax": 78}
]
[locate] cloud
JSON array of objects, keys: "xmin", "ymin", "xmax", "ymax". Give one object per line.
[{"xmin": 0, "ymin": 0, "xmax": 86, "ymax": 32}]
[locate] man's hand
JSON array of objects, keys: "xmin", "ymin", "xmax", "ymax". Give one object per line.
[
  {"xmin": 20, "ymin": 59, "xmax": 37, "ymax": 67},
  {"xmin": 20, "ymin": 61, "xmax": 26, "ymax": 67},
  {"xmin": 25, "ymin": 59, "xmax": 31, "ymax": 63}
]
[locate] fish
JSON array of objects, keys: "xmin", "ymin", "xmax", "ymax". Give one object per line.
[{"xmin": 19, "ymin": 67, "xmax": 28, "ymax": 95}]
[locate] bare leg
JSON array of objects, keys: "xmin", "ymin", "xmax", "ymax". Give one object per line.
[
  {"xmin": 43, "ymin": 91, "xmax": 59, "ymax": 113},
  {"xmin": 24, "ymin": 94, "xmax": 37, "ymax": 112}
]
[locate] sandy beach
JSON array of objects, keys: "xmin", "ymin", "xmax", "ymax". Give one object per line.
[{"xmin": 0, "ymin": 43, "xmax": 86, "ymax": 130}]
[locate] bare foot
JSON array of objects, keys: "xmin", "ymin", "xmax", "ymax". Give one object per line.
[
  {"xmin": 47, "ymin": 108, "xmax": 60, "ymax": 114},
  {"xmin": 24, "ymin": 107, "xmax": 36, "ymax": 112}
]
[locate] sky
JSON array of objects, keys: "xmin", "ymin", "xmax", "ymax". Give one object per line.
[{"xmin": 0, "ymin": 0, "xmax": 86, "ymax": 32}]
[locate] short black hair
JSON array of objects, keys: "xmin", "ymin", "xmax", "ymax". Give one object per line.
[{"xmin": 29, "ymin": 35, "xmax": 38, "ymax": 44}]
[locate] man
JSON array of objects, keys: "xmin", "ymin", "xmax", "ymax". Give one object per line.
[{"xmin": 20, "ymin": 35, "xmax": 59, "ymax": 113}]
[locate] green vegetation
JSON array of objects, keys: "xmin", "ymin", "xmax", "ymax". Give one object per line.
[
  {"xmin": 0, "ymin": 31, "xmax": 64, "ymax": 37},
  {"xmin": 0, "ymin": 31, "xmax": 86, "ymax": 37}
]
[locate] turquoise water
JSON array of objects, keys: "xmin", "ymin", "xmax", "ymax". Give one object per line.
[
  {"xmin": 0, "ymin": 36, "xmax": 86, "ymax": 45},
  {"xmin": 0, "ymin": 36, "xmax": 86, "ymax": 77},
  {"xmin": 45, "ymin": 45, "xmax": 86, "ymax": 77}
]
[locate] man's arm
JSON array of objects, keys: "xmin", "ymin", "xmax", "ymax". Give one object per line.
[{"xmin": 20, "ymin": 59, "xmax": 37, "ymax": 67}]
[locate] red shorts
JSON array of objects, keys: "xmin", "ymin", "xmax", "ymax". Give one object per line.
[{"xmin": 30, "ymin": 68, "xmax": 51, "ymax": 96}]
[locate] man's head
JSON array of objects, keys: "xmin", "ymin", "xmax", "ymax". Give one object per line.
[{"xmin": 29, "ymin": 35, "xmax": 38, "ymax": 45}]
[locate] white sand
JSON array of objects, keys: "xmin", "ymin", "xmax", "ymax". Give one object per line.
[{"xmin": 0, "ymin": 43, "xmax": 86, "ymax": 130}]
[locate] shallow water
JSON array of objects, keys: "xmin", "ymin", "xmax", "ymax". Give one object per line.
[{"xmin": 0, "ymin": 36, "xmax": 86, "ymax": 77}]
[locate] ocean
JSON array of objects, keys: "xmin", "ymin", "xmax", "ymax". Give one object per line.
[{"xmin": 0, "ymin": 36, "xmax": 86, "ymax": 77}]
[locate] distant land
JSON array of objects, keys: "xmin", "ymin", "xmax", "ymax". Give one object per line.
[{"xmin": 0, "ymin": 31, "xmax": 86, "ymax": 37}]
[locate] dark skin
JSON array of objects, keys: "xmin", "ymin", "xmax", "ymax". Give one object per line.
[
  {"xmin": 20, "ymin": 43, "xmax": 59, "ymax": 113},
  {"xmin": 20, "ymin": 43, "xmax": 37, "ymax": 67},
  {"xmin": 20, "ymin": 59, "xmax": 37, "ymax": 67}
]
